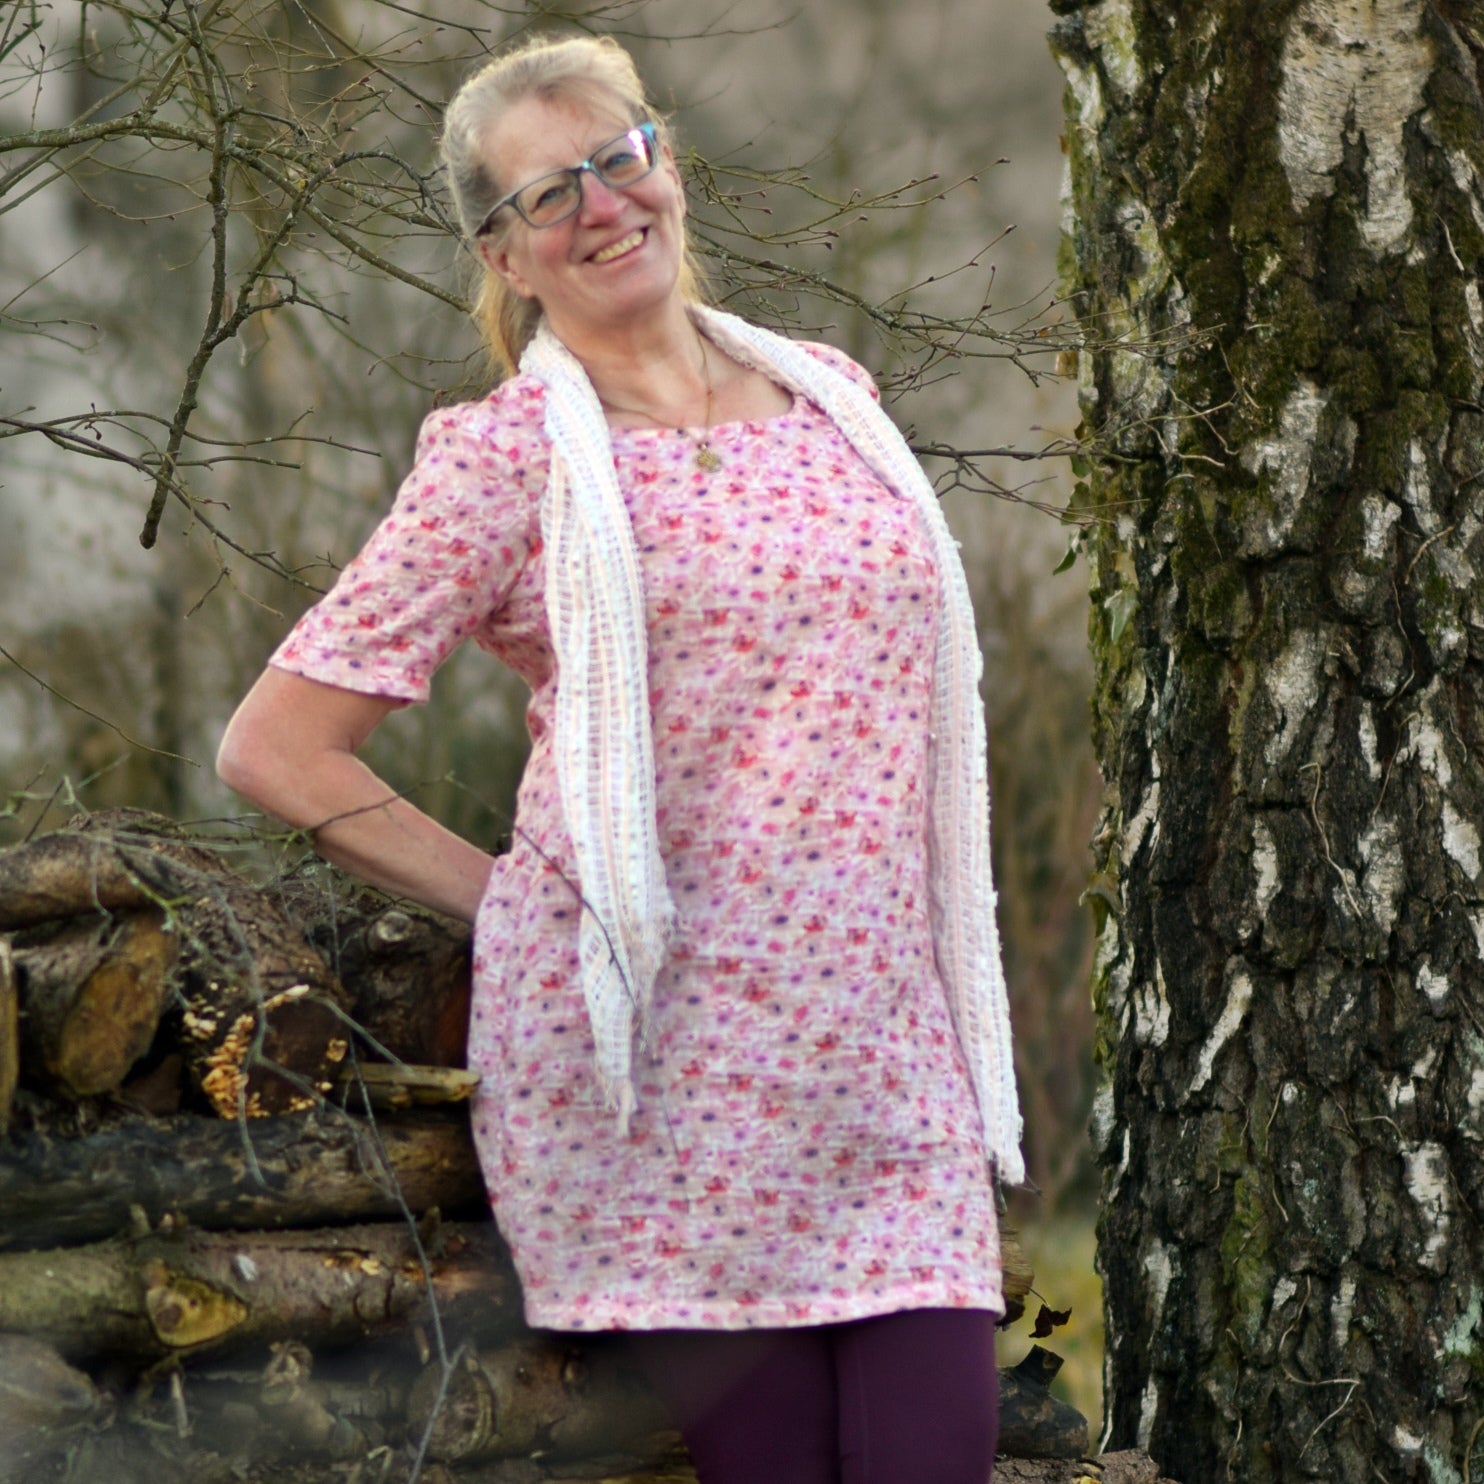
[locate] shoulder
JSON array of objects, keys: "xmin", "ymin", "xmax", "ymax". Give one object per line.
[
  {"xmin": 794, "ymin": 339, "xmax": 881, "ymax": 401},
  {"xmin": 413, "ymin": 375, "xmax": 549, "ymax": 461},
  {"xmin": 371, "ymin": 378, "xmax": 551, "ymax": 545},
  {"xmin": 401, "ymin": 377, "xmax": 552, "ymax": 513}
]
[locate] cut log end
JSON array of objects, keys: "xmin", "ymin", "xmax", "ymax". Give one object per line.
[{"xmin": 54, "ymin": 912, "xmax": 179, "ymax": 1097}]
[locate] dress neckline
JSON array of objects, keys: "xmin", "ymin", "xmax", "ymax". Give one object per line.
[{"xmin": 605, "ymin": 391, "xmax": 801, "ymax": 440}]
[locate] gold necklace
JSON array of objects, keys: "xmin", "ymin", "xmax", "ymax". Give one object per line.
[
  {"xmin": 594, "ymin": 337, "xmax": 724, "ymax": 470},
  {"xmin": 693, "ymin": 337, "xmax": 723, "ymax": 471}
]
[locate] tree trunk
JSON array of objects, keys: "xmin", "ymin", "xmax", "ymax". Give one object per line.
[
  {"xmin": 0, "ymin": 1109, "xmax": 486, "ymax": 1251},
  {"xmin": 0, "ymin": 939, "xmax": 17, "ymax": 1135},
  {"xmin": 1053, "ymin": 2, "xmax": 1484, "ymax": 1480}
]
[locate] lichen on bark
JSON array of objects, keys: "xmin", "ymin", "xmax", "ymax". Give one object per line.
[{"xmin": 1053, "ymin": 1, "xmax": 1484, "ymax": 1479}]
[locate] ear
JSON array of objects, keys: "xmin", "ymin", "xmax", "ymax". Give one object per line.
[{"xmin": 478, "ymin": 237, "xmax": 536, "ymax": 300}]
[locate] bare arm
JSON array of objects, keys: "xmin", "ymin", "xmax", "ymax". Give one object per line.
[{"xmin": 217, "ymin": 667, "xmax": 495, "ymax": 923}]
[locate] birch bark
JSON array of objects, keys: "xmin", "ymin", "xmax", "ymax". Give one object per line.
[{"xmin": 1053, "ymin": 2, "xmax": 1484, "ymax": 1478}]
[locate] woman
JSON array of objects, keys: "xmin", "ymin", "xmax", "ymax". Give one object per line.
[{"xmin": 218, "ymin": 34, "xmax": 1022, "ymax": 1484}]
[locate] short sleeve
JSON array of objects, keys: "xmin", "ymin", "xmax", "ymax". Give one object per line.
[
  {"xmin": 270, "ymin": 393, "xmax": 545, "ymax": 704},
  {"xmin": 798, "ymin": 340, "xmax": 882, "ymax": 402}
]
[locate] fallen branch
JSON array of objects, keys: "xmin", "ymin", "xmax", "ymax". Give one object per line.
[
  {"xmin": 0, "ymin": 1108, "xmax": 485, "ymax": 1252},
  {"xmin": 0, "ymin": 1219, "xmax": 519, "ymax": 1362},
  {"xmin": 406, "ymin": 1335, "xmax": 672, "ymax": 1465}
]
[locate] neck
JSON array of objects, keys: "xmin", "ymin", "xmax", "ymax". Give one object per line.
[
  {"xmin": 558, "ymin": 302, "xmax": 715, "ymax": 428},
  {"xmin": 553, "ymin": 301, "xmax": 697, "ymax": 390}
]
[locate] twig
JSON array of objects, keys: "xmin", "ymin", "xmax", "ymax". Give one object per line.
[
  {"xmin": 1300, "ymin": 762, "xmax": 1365, "ymax": 921},
  {"xmin": 1296, "ymin": 1377, "xmax": 1362, "ymax": 1458},
  {"xmin": 0, "ymin": 642, "xmax": 198, "ymax": 765}
]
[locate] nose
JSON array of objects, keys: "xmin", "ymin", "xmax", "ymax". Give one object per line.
[{"xmin": 575, "ymin": 166, "xmax": 626, "ymax": 221}]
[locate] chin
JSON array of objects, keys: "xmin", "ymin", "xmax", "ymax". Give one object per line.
[{"xmin": 564, "ymin": 272, "xmax": 684, "ymax": 334}]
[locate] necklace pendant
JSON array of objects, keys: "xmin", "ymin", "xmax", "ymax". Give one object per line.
[{"xmin": 695, "ymin": 441, "xmax": 722, "ymax": 472}]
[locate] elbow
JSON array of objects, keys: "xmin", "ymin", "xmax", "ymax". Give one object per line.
[
  {"xmin": 216, "ymin": 707, "xmax": 283, "ymax": 811},
  {"xmin": 215, "ymin": 733, "xmax": 245, "ymax": 796},
  {"xmin": 216, "ymin": 668, "xmax": 389, "ymax": 820},
  {"xmin": 215, "ymin": 718, "xmax": 260, "ymax": 803}
]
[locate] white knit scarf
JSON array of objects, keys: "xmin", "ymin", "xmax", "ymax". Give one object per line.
[{"xmin": 520, "ymin": 305, "xmax": 1024, "ymax": 1185}]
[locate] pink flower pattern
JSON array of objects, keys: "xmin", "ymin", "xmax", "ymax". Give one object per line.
[{"xmin": 272, "ymin": 342, "xmax": 1002, "ymax": 1331}]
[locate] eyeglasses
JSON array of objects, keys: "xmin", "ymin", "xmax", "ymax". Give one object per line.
[{"xmin": 477, "ymin": 121, "xmax": 661, "ymax": 234}]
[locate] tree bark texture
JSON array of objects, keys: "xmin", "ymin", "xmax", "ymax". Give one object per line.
[
  {"xmin": 0, "ymin": 1109, "xmax": 486, "ymax": 1251},
  {"xmin": 0, "ymin": 1335, "xmax": 104, "ymax": 1480},
  {"xmin": 1053, "ymin": 3, "xmax": 1484, "ymax": 1480},
  {"xmin": 405, "ymin": 1336, "xmax": 672, "ymax": 1464},
  {"xmin": 281, "ymin": 881, "xmax": 473, "ymax": 1070},
  {"xmin": 997, "ymin": 1347, "xmax": 1093, "ymax": 1461},
  {"xmin": 0, "ymin": 938, "xmax": 18, "ymax": 1135},
  {"xmin": 0, "ymin": 1220, "xmax": 520, "ymax": 1361}
]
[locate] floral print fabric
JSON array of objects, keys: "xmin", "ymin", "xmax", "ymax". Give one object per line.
[{"xmin": 271, "ymin": 344, "xmax": 1002, "ymax": 1330}]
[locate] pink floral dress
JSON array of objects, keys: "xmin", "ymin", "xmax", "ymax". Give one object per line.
[{"xmin": 272, "ymin": 342, "xmax": 1002, "ymax": 1331}]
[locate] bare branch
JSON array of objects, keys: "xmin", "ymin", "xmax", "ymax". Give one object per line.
[{"xmin": 0, "ymin": 643, "xmax": 198, "ymax": 766}]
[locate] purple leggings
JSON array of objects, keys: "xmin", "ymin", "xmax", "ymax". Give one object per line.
[{"xmin": 627, "ymin": 1308, "xmax": 998, "ymax": 1484}]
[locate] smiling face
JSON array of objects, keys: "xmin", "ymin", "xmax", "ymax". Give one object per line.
[{"xmin": 477, "ymin": 92, "xmax": 687, "ymax": 349}]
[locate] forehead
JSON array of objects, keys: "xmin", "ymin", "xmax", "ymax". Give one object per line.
[{"xmin": 482, "ymin": 93, "xmax": 633, "ymax": 187}]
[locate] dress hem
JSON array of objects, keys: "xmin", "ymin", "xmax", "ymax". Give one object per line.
[{"xmin": 522, "ymin": 1280, "xmax": 1005, "ymax": 1334}]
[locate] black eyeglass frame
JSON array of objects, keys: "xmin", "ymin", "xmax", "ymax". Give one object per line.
[{"xmin": 475, "ymin": 121, "xmax": 662, "ymax": 236}]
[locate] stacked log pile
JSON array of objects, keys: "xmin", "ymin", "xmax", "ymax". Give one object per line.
[{"xmin": 0, "ymin": 810, "xmax": 1167, "ymax": 1484}]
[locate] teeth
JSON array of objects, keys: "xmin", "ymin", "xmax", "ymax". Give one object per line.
[{"xmin": 592, "ymin": 231, "xmax": 643, "ymax": 263}]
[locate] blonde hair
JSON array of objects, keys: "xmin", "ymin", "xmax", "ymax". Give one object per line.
[{"xmin": 441, "ymin": 34, "xmax": 709, "ymax": 377}]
